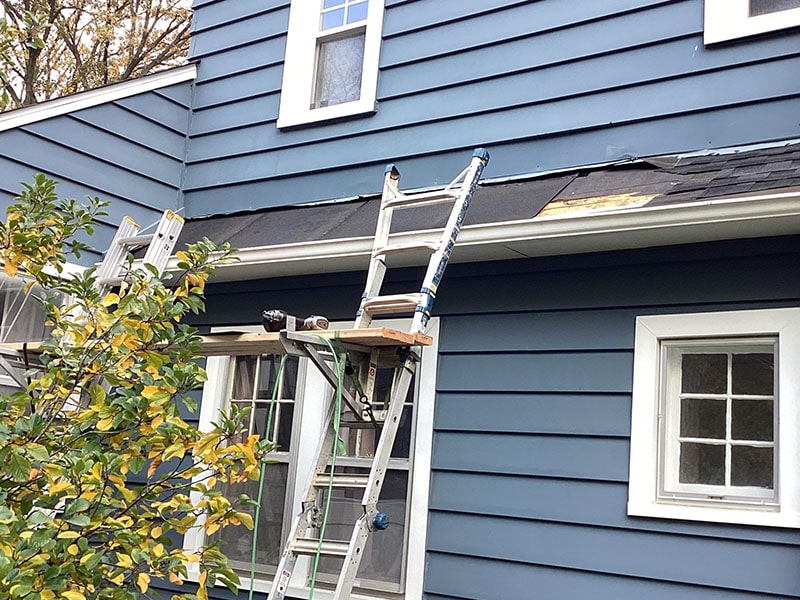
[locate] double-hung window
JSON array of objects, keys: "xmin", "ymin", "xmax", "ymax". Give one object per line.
[
  {"xmin": 188, "ymin": 319, "xmax": 437, "ymax": 598},
  {"xmin": 278, "ymin": 0, "xmax": 385, "ymax": 128},
  {"xmin": 628, "ymin": 308, "xmax": 800, "ymax": 527},
  {"xmin": 705, "ymin": 0, "xmax": 800, "ymax": 43}
]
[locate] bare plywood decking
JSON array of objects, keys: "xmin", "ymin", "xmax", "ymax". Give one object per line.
[{"xmin": 198, "ymin": 327, "xmax": 432, "ymax": 356}]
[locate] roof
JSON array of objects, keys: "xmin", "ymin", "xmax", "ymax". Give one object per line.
[{"xmin": 177, "ymin": 141, "xmax": 800, "ymax": 281}]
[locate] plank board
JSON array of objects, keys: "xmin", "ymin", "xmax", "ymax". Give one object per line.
[{"xmin": 198, "ymin": 327, "xmax": 432, "ymax": 356}]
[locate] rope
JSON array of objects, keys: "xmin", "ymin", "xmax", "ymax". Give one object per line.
[
  {"xmin": 308, "ymin": 336, "xmax": 346, "ymax": 599},
  {"xmin": 248, "ymin": 354, "xmax": 288, "ymax": 600}
]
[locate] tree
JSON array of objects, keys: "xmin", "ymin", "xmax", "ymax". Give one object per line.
[
  {"xmin": 0, "ymin": 0, "xmax": 190, "ymax": 110},
  {"xmin": 0, "ymin": 175, "xmax": 269, "ymax": 599}
]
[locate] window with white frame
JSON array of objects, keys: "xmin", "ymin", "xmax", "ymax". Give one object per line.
[
  {"xmin": 188, "ymin": 319, "xmax": 437, "ymax": 598},
  {"xmin": 628, "ymin": 308, "xmax": 800, "ymax": 527},
  {"xmin": 277, "ymin": 0, "xmax": 385, "ymax": 128},
  {"xmin": 705, "ymin": 0, "xmax": 800, "ymax": 44}
]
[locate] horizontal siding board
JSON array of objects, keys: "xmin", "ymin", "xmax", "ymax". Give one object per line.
[
  {"xmin": 24, "ymin": 119, "xmax": 182, "ymax": 185},
  {"xmin": 193, "ymin": 37, "xmax": 285, "ymax": 82},
  {"xmin": 424, "ymin": 553, "xmax": 800, "ymax": 600},
  {"xmin": 429, "ymin": 472, "xmax": 800, "ymax": 545},
  {"xmin": 439, "ymin": 310, "xmax": 637, "ymax": 352},
  {"xmin": 434, "ymin": 392, "xmax": 631, "ymax": 437},
  {"xmin": 438, "ymin": 252, "xmax": 800, "ymax": 314},
  {"xmin": 381, "ymin": 18, "xmax": 698, "ymax": 101},
  {"xmin": 70, "ymin": 105, "xmax": 187, "ymax": 159},
  {"xmin": 436, "ymin": 352, "xmax": 633, "ymax": 393},
  {"xmin": 189, "ymin": 10, "xmax": 288, "ymax": 59},
  {"xmin": 431, "ymin": 431, "xmax": 630, "ymax": 481},
  {"xmin": 192, "ymin": 65, "xmax": 282, "ymax": 110},
  {"xmin": 0, "ymin": 130, "xmax": 180, "ymax": 209},
  {"xmin": 191, "ymin": 0, "xmax": 286, "ymax": 33},
  {"xmin": 191, "ymin": 94, "xmax": 280, "ymax": 134},
  {"xmin": 182, "ymin": 97, "xmax": 800, "ymax": 214},
  {"xmin": 153, "ymin": 82, "xmax": 193, "ymax": 107},
  {"xmin": 183, "ymin": 55, "xmax": 800, "ymax": 175},
  {"xmin": 426, "ymin": 512, "xmax": 800, "ymax": 596},
  {"xmin": 381, "ymin": 0, "xmax": 683, "ymax": 65},
  {"xmin": 383, "ymin": 0, "xmax": 529, "ymax": 36},
  {"xmin": 113, "ymin": 94, "xmax": 191, "ymax": 134}
]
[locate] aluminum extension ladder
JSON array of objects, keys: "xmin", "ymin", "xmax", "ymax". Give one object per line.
[
  {"xmin": 269, "ymin": 148, "xmax": 489, "ymax": 600},
  {"xmin": 94, "ymin": 210, "xmax": 184, "ymax": 294}
]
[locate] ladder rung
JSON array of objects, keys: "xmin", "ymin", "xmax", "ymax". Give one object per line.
[
  {"xmin": 116, "ymin": 233, "xmax": 155, "ymax": 247},
  {"xmin": 292, "ymin": 538, "xmax": 350, "ymax": 557},
  {"xmin": 383, "ymin": 190, "xmax": 458, "ymax": 209},
  {"xmin": 373, "ymin": 241, "xmax": 439, "ymax": 257},
  {"xmin": 313, "ymin": 473, "xmax": 370, "ymax": 488},
  {"xmin": 96, "ymin": 277, "xmax": 125, "ymax": 288},
  {"xmin": 361, "ymin": 293, "xmax": 426, "ymax": 315}
]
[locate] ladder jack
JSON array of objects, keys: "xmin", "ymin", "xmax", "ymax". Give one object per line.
[{"xmin": 268, "ymin": 148, "xmax": 489, "ymax": 599}]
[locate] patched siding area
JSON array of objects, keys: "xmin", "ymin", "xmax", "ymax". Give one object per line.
[
  {"xmin": 184, "ymin": 0, "xmax": 800, "ymax": 215},
  {"xmin": 426, "ymin": 237, "xmax": 800, "ymax": 599},
  {"xmin": 0, "ymin": 82, "xmax": 193, "ymax": 264}
]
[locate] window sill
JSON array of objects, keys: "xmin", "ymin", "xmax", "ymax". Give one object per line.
[
  {"xmin": 628, "ymin": 499, "xmax": 800, "ymax": 528},
  {"xmin": 277, "ymin": 99, "xmax": 377, "ymax": 129}
]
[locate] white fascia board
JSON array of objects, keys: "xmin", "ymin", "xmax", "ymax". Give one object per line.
[
  {"xmin": 174, "ymin": 192, "xmax": 800, "ymax": 282},
  {"xmin": 0, "ymin": 64, "xmax": 197, "ymax": 132}
]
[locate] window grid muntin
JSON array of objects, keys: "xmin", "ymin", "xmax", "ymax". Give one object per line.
[
  {"xmin": 222, "ymin": 353, "xmax": 301, "ymax": 573},
  {"xmin": 320, "ymin": 0, "xmax": 368, "ymax": 31},
  {"xmin": 659, "ymin": 337, "xmax": 777, "ymax": 504}
]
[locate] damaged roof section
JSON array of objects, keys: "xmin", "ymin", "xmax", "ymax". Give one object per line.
[{"xmin": 180, "ymin": 141, "xmax": 800, "ymax": 249}]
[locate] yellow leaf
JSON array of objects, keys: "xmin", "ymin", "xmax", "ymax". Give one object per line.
[
  {"xmin": 41, "ymin": 590, "xmax": 55, "ymax": 600},
  {"xmin": 116, "ymin": 553, "xmax": 133, "ymax": 568},
  {"xmin": 97, "ymin": 416, "xmax": 114, "ymax": 431},
  {"xmin": 101, "ymin": 292, "xmax": 120, "ymax": 307},
  {"xmin": 136, "ymin": 572, "xmax": 150, "ymax": 593},
  {"xmin": 67, "ymin": 544, "xmax": 79, "ymax": 556},
  {"xmin": 4, "ymin": 260, "xmax": 18, "ymax": 278},
  {"xmin": 62, "ymin": 592, "xmax": 86, "ymax": 600},
  {"xmin": 168, "ymin": 571, "xmax": 183, "ymax": 585},
  {"xmin": 197, "ymin": 570, "xmax": 208, "ymax": 600}
]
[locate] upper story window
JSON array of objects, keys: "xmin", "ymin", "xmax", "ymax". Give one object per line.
[
  {"xmin": 278, "ymin": 0, "xmax": 385, "ymax": 128},
  {"xmin": 628, "ymin": 308, "xmax": 800, "ymax": 528},
  {"xmin": 705, "ymin": 0, "xmax": 800, "ymax": 43}
]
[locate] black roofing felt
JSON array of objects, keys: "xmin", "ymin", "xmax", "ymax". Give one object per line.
[{"xmin": 180, "ymin": 142, "xmax": 800, "ymax": 249}]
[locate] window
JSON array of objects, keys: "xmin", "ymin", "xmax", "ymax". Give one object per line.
[
  {"xmin": 628, "ymin": 308, "xmax": 800, "ymax": 527},
  {"xmin": 705, "ymin": 0, "xmax": 800, "ymax": 43},
  {"xmin": 277, "ymin": 0, "xmax": 385, "ymax": 128},
  {"xmin": 187, "ymin": 319, "xmax": 437, "ymax": 598}
]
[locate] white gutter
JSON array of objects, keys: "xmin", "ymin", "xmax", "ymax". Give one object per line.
[
  {"xmin": 172, "ymin": 192, "xmax": 800, "ymax": 282},
  {"xmin": 0, "ymin": 64, "xmax": 197, "ymax": 132}
]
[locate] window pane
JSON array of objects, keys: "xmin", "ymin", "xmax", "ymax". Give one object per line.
[
  {"xmin": 750, "ymin": 0, "xmax": 800, "ymax": 15},
  {"xmin": 731, "ymin": 353, "xmax": 773, "ymax": 395},
  {"xmin": 347, "ymin": 1, "xmax": 368, "ymax": 23},
  {"xmin": 317, "ymin": 469, "xmax": 407, "ymax": 586},
  {"xmin": 732, "ymin": 399, "xmax": 773, "ymax": 441},
  {"xmin": 321, "ymin": 7, "xmax": 345, "ymax": 30},
  {"xmin": 680, "ymin": 397, "xmax": 726, "ymax": 439},
  {"xmin": 323, "ymin": 0, "xmax": 344, "ymax": 8},
  {"xmin": 679, "ymin": 442, "xmax": 725, "ymax": 485},
  {"xmin": 232, "ymin": 356, "xmax": 257, "ymax": 399},
  {"xmin": 314, "ymin": 32, "xmax": 365, "ymax": 108},
  {"xmin": 681, "ymin": 354, "xmax": 727, "ymax": 394},
  {"xmin": 731, "ymin": 446, "xmax": 773, "ymax": 488},
  {"xmin": 215, "ymin": 462, "xmax": 289, "ymax": 571}
]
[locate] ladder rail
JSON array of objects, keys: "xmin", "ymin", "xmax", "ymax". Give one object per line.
[{"xmin": 268, "ymin": 149, "xmax": 488, "ymax": 600}]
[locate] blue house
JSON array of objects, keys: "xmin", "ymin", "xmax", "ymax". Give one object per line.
[{"xmin": 2, "ymin": 1, "xmax": 800, "ymax": 598}]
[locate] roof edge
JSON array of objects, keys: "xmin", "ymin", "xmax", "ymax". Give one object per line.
[
  {"xmin": 0, "ymin": 63, "xmax": 197, "ymax": 132},
  {"xmin": 176, "ymin": 192, "xmax": 800, "ymax": 282}
]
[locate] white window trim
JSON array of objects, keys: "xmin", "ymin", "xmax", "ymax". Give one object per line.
[
  {"xmin": 186, "ymin": 318, "xmax": 438, "ymax": 599},
  {"xmin": 277, "ymin": 0, "xmax": 385, "ymax": 128},
  {"xmin": 705, "ymin": 0, "xmax": 800, "ymax": 44},
  {"xmin": 628, "ymin": 307, "xmax": 800, "ymax": 527}
]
